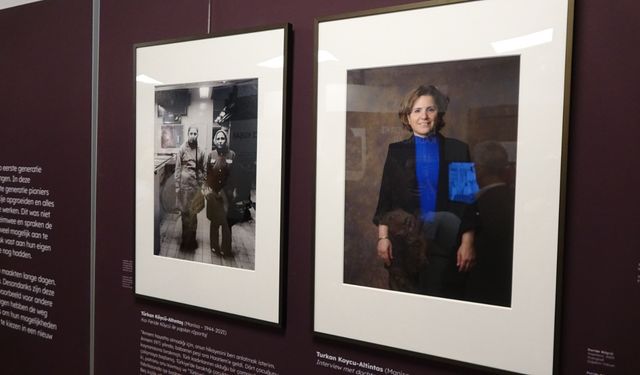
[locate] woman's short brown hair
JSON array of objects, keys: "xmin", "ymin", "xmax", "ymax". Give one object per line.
[{"xmin": 398, "ymin": 85, "xmax": 450, "ymax": 132}]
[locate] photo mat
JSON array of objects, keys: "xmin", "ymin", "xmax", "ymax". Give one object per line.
[{"xmin": 135, "ymin": 26, "xmax": 289, "ymax": 325}]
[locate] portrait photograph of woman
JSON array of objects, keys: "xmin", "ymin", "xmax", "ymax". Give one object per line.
[{"xmin": 343, "ymin": 56, "xmax": 519, "ymax": 307}]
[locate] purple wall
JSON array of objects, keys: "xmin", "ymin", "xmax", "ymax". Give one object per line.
[
  {"xmin": 0, "ymin": 0, "xmax": 92, "ymax": 373},
  {"xmin": 560, "ymin": 1, "xmax": 640, "ymax": 373},
  {"xmin": 1, "ymin": 0, "xmax": 639, "ymax": 374},
  {"xmin": 94, "ymin": 2, "xmax": 210, "ymax": 373}
]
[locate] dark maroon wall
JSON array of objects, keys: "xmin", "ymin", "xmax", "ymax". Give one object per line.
[
  {"xmin": 560, "ymin": 1, "xmax": 640, "ymax": 373},
  {"xmin": 12, "ymin": 0, "xmax": 629, "ymax": 374},
  {"xmin": 0, "ymin": 0, "xmax": 92, "ymax": 374},
  {"xmin": 94, "ymin": 2, "xmax": 210, "ymax": 374}
]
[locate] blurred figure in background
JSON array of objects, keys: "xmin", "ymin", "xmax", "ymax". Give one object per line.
[{"xmin": 465, "ymin": 141, "xmax": 514, "ymax": 306}]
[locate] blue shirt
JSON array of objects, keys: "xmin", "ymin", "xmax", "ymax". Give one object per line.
[{"xmin": 414, "ymin": 135, "xmax": 439, "ymax": 222}]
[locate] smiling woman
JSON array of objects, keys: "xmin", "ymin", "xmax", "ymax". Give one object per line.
[
  {"xmin": 400, "ymin": 85, "xmax": 449, "ymax": 136},
  {"xmin": 373, "ymin": 84, "xmax": 477, "ymax": 298},
  {"xmin": 406, "ymin": 95, "xmax": 437, "ymax": 136}
]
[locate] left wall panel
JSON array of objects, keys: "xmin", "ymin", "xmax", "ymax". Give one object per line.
[{"xmin": 0, "ymin": 0, "xmax": 92, "ymax": 373}]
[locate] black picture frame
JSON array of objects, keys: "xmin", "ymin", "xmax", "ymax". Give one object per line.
[
  {"xmin": 313, "ymin": 1, "xmax": 574, "ymax": 373},
  {"xmin": 135, "ymin": 24, "xmax": 291, "ymax": 326}
]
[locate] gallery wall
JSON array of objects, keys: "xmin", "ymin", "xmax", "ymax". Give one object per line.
[
  {"xmin": 0, "ymin": 0, "xmax": 92, "ymax": 373},
  {"xmin": 94, "ymin": 2, "xmax": 210, "ymax": 373},
  {"xmin": 0, "ymin": 0, "xmax": 639, "ymax": 374},
  {"xmin": 558, "ymin": 1, "xmax": 640, "ymax": 373}
]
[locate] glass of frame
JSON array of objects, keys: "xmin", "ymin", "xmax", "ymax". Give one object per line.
[
  {"xmin": 135, "ymin": 25, "xmax": 290, "ymax": 325},
  {"xmin": 314, "ymin": 0, "xmax": 573, "ymax": 372}
]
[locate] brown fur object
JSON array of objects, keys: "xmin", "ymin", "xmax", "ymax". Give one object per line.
[{"xmin": 381, "ymin": 209, "xmax": 430, "ymax": 291}]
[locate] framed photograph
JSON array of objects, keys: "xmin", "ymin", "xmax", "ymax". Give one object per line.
[
  {"xmin": 135, "ymin": 24, "xmax": 290, "ymax": 325},
  {"xmin": 314, "ymin": 0, "xmax": 573, "ymax": 373}
]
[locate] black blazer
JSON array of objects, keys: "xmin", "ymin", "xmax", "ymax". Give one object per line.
[{"xmin": 373, "ymin": 134, "xmax": 477, "ymax": 236}]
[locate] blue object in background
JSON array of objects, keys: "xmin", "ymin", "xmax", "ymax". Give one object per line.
[{"xmin": 449, "ymin": 162, "xmax": 479, "ymax": 204}]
